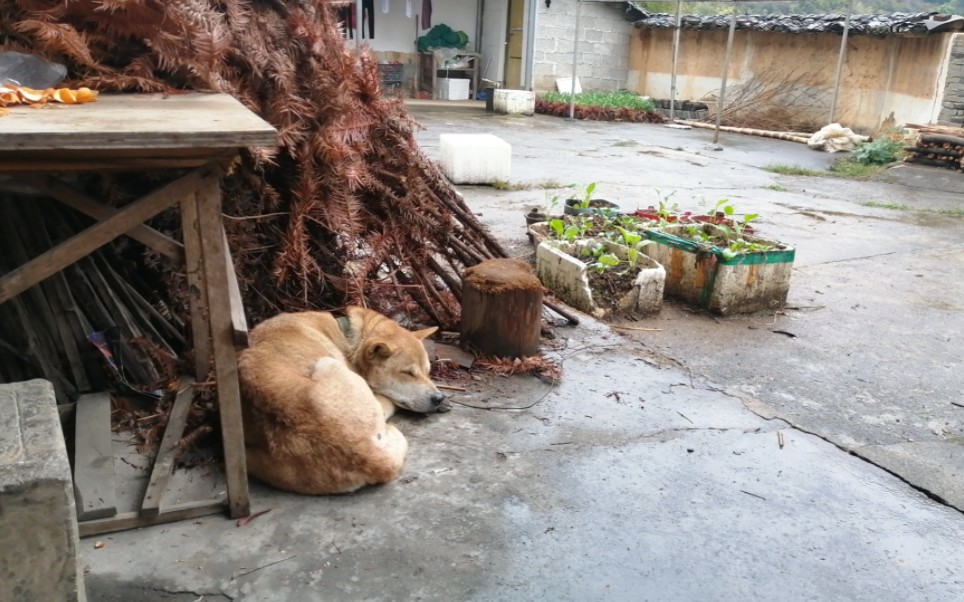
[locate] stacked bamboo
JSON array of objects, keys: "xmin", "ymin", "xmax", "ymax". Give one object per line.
[
  {"xmin": 905, "ymin": 125, "xmax": 964, "ymax": 171},
  {"xmin": 0, "ymin": 192, "xmax": 183, "ymax": 403}
]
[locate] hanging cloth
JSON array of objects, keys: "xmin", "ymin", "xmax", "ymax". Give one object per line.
[
  {"xmin": 421, "ymin": 0, "xmax": 432, "ymax": 30},
  {"xmin": 405, "ymin": 0, "xmax": 413, "ymax": 18},
  {"xmin": 339, "ymin": 5, "xmax": 356, "ymax": 39},
  {"xmin": 383, "ymin": 0, "xmax": 390, "ymax": 13}
]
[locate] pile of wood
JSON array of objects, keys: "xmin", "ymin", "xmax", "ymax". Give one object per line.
[
  {"xmin": 0, "ymin": 193, "xmax": 182, "ymax": 403},
  {"xmin": 1, "ymin": 0, "xmax": 509, "ymax": 400},
  {"xmin": 905, "ymin": 125, "xmax": 964, "ymax": 171}
]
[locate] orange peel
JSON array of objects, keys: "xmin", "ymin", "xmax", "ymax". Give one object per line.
[{"xmin": 0, "ymin": 83, "xmax": 98, "ymax": 109}]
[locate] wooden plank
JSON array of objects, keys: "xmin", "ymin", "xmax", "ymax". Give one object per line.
[
  {"xmin": 78, "ymin": 499, "xmax": 226, "ymax": 538},
  {"xmin": 2, "ymin": 147, "xmax": 243, "ymax": 161},
  {"xmin": 140, "ymin": 381, "xmax": 195, "ymax": 518},
  {"xmin": 0, "ymin": 167, "xmax": 210, "ymax": 304},
  {"xmin": 0, "ymin": 93, "xmax": 277, "ymax": 152},
  {"xmin": 180, "ymin": 192, "xmax": 213, "ymax": 379},
  {"xmin": 196, "ymin": 173, "xmax": 250, "ymax": 519},
  {"xmin": 13, "ymin": 174, "xmax": 185, "ymax": 262},
  {"xmin": 73, "ymin": 392, "xmax": 117, "ymax": 521},
  {"xmin": 0, "ymin": 158, "xmax": 219, "ymax": 172},
  {"xmin": 222, "ymin": 230, "xmax": 249, "ymax": 348}
]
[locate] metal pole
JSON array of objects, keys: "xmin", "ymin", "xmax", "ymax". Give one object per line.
[
  {"xmin": 668, "ymin": 0, "xmax": 682, "ymax": 122},
  {"xmin": 568, "ymin": 0, "xmax": 582, "ymax": 120},
  {"xmin": 356, "ymin": 0, "xmax": 362, "ymax": 50},
  {"xmin": 828, "ymin": 0, "xmax": 854, "ymax": 124},
  {"xmin": 714, "ymin": 3, "xmax": 738, "ymax": 145},
  {"xmin": 524, "ymin": 0, "xmax": 537, "ymax": 90}
]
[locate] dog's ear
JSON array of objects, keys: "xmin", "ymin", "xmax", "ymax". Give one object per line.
[
  {"xmin": 364, "ymin": 339, "xmax": 395, "ymax": 361},
  {"xmin": 411, "ymin": 326, "xmax": 438, "ymax": 340}
]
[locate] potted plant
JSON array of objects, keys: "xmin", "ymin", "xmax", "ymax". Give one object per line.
[
  {"xmin": 533, "ymin": 212, "xmax": 665, "ymax": 317},
  {"xmin": 633, "ymin": 198, "xmax": 755, "ymax": 233},
  {"xmin": 524, "ymin": 192, "xmax": 565, "ymax": 242},
  {"xmin": 563, "ymin": 182, "xmax": 620, "ymax": 216},
  {"xmin": 641, "ymin": 207, "xmax": 794, "ymax": 315}
]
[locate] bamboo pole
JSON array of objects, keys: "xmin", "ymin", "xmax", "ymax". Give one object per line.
[
  {"xmin": 713, "ymin": 3, "xmax": 739, "ymax": 146},
  {"xmin": 668, "ymin": 0, "xmax": 683, "ymax": 122},
  {"xmin": 829, "ymin": 0, "xmax": 854, "ymax": 124}
]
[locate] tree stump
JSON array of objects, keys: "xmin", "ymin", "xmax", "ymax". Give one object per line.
[{"xmin": 460, "ymin": 258, "xmax": 543, "ymax": 358}]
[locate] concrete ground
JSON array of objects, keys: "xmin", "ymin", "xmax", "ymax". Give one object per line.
[{"xmin": 82, "ymin": 102, "xmax": 964, "ymax": 601}]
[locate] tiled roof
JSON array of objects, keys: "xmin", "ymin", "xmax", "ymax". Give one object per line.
[{"xmin": 621, "ymin": 5, "xmax": 964, "ymax": 36}]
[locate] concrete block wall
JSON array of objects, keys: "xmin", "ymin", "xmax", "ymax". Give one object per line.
[
  {"xmin": 937, "ymin": 34, "xmax": 964, "ymax": 127},
  {"xmin": 0, "ymin": 379, "xmax": 86, "ymax": 602},
  {"xmin": 534, "ymin": 1, "xmax": 631, "ymax": 92}
]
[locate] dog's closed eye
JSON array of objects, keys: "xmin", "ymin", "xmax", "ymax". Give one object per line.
[{"xmin": 402, "ymin": 369, "xmax": 416, "ymax": 377}]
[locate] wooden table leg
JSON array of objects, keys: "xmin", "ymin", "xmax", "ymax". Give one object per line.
[
  {"xmin": 180, "ymin": 191, "xmax": 213, "ymax": 380},
  {"xmin": 194, "ymin": 168, "xmax": 250, "ymax": 518}
]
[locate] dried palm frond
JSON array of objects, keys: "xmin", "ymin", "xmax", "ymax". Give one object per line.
[{"xmin": 475, "ymin": 355, "xmax": 562, "ymax": 383}]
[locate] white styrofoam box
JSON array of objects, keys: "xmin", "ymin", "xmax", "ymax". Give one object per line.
[
  {"xmin": 555, "ymin": 77, "xmax": 582, "ymax": 94},
  {"xmin": 439, "ymin": 88, "xmax": 470, "ymax": 101},
  {"xmin": 437, "ymin": 77, "xmax": 470, "ymax": 100},
  {"xmin": 439, "ymin": 133, "xmax": 511, "ymax": 184},
  {"xmin": 493, "ymin": 89, "xmax": 535, "ymax": 115},
  {"xmin": 535, "ymin": 240, "xmax": 664, "ymax": 317}
]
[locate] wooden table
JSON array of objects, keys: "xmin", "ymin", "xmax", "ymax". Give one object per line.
[{"xmin": 0, "ymin": 93, "xmax": 277, "ymax": 534}]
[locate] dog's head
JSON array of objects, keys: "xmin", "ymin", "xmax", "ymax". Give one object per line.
[{"xmin": 357, "ymin": 325, "xmax": 446, "ymax": 413}]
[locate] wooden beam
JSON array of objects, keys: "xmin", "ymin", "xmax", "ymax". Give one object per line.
[
  {"xmin": 73, "ymin": 392, "xmax": 117, "ymax": 521},
  {"xmin": 222, "ymin": 230, "xmax": 249, "ymax": 348},
  {"xmin": 0, "ymin": 167, "xmax": 211, "ymax": 304},
  {"xmin": 0, "ymin": 158, "xmax": 217, "ymax": 172},
  {"xmin": 78, "ymin": 499, "xmax": 226, "ymax": 538},
  {"xmin": 12, "ymin": 174, "xmax": 185, "ymax": 262},
  {"xmin": 196, "ymin": 174, "xmax": 250, "ymax": 519},
  {"xmin": 16, "ymin": 175, "xmax": 241, "ymax": 347},
  {"xmin": 180, "ymin": 192, "xmax": 213, "ymax": 380},
  {"xmin": 139, "ymin": 381, "xmax": 195, "ymax": 518}
]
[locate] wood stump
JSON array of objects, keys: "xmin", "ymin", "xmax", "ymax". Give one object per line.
[{"xmin": 460, "ymin": 258, "xmax": 543, "ymax": 358}]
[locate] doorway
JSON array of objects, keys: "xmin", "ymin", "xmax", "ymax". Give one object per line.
[{"xmin": 504, "ymin": 0, "xmax": 524, "ymax": 89}]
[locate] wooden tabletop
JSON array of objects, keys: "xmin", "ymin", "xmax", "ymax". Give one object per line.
[{"xmin": 0, "ymin": 93, "xmax": 277, "ymax": 151}]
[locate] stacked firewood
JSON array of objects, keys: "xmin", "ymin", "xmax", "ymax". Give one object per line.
[{"xmin": 905, "ymin": 125, "xmax": 964, "ymax": 171}]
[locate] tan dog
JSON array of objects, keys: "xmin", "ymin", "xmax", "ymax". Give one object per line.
[{"xmin": 237, "ymin": 307, "xmax": 444, "ymax": 494}]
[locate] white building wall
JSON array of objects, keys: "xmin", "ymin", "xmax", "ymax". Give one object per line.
[{"xmin": 533, "ymin": 0, "xmax": 631, "ymax": 92}]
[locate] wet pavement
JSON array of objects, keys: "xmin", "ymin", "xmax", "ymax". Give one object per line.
[{"xmin": 81, "ymin": 101, "xmax": 964, "ymax": 601}]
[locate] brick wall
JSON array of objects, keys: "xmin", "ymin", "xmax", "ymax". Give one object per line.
[
  {"xmin": 533, "ymin": 1, "xmax": 631, "ymax": 92},
  {"xmin": 937, "ymin": 34, "xmax": 964, "ymax": 127}
]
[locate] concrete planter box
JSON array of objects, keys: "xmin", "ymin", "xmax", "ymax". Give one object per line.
[
  {"xmin": 535, "ymin": 239, "xmax": 665, "ymax": 317},
  {"xmin": 641, "ymin": 224, "xmax": 794, "ymax": 315}
]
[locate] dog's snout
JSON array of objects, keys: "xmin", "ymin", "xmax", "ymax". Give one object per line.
[{"xmin": 430, "ymin": 392, "xmax": 446, "ymax": 406}]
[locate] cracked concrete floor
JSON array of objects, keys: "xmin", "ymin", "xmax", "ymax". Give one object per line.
[
  {"xmin": 82, "ymin": 104, "xmax": 964, "ymax": 601},
  {"xmin": 411, "ymin": 102, "xmax": 964, "ymax": 511}
]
